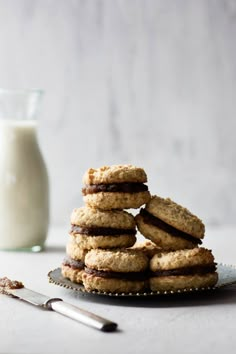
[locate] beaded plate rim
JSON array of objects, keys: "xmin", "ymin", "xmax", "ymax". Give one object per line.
[{"xmin": 48, "ymin": 263, "xmax": 236, "ymax": 297}]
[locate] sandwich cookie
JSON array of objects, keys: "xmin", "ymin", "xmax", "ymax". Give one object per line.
[
  {"xmin": 82, "ymin": 165, "xmax": 151, "ymax": 210},
  {"xmin": 136, "ymin": 196, "xmax": 205, "ymax": 251},
  {"xmin": 82, "ymin": 249, "xmax": 149, "ymax": 293},
  {"xmin": 70, "ymin": 206, "xmax": 136, "ymax": 249},
  {"xmin": 149, "ymin": 247, "xmax": 218, "ymax": 292},
  {"xmin": 61, "ymin": 237, "xmax": 88, "ymax": 284}
]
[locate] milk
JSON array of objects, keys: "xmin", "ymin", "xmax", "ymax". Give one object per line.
[{"xmin": 0, "ymin": 119, "xmax": 49, "ymax": 250}]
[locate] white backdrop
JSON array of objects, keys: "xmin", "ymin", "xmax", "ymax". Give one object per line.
[{"xmin": 0, "ymin": 0, "xmax": 235, "ymax": 227}]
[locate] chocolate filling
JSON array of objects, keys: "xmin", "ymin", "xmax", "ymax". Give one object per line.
[
  {"xmin": 62, "ymin": 256, "xmax": 85, "ymax": 270},
  {"xmin": 140, "ymin": 208, "xmax": 202, "ymax": 245},
  {"xmin": 150, "ymin": 264, "xmax": 217, "ymax": 277},
  {"xmin": 85, "ymin": 267, "xmax": 148, "ymax": 281},
  {"xmin": 0, "ymin": 277, "xmax": 24, "ymax": 290},
  {"xmin": 82, "ymin": 182, "xmax": 148, "ymax": 195},
  {"xmin": 70, "ymin": 225, "xmax": 136, "ymax": 236}
]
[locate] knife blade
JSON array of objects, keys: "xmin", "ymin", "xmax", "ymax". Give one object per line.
[{"xmin": 0, "ymin": 277, "xmax": 117, "ymax": 332}]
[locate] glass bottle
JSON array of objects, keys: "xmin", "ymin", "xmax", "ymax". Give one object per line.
[{"xmin": 0, "ymin": 89, "xmax": 49, "ymax": 251}]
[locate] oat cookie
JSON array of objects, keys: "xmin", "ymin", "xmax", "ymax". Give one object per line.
[
  {"xmin": 149, "ymin": 247, "xmax": 218, "ymax": 292},
  {"xmin": 70, "ymin": 206, "xmax": 136, "ymax": 249},
  {"xmin": 129, "ymin": 240, "xmax": 161, "ymax": 258},
  {"xmin": 71, "ymin": 206, "xmax": 135, "ymax": 228},
  {"xmin": 73, "ymin": 233, "xmax": 136, "ymax": 250},
  {"xmin": 61, "ymin": 256, "xmax": 85, "ymax": 284},
  {"xmin": 150, "ymin": 247, "xmax": 214, "ymax": 271},
  {"xmin": 85, "ymin": 249, "xmax": 148, "ymax": 272},
  {"xmin": 82, "ymin": 249, "xmax": 149, "ymax": 293},
  {"xmin": 66, "ymin": 237, "xmax": 88, "ymax": 261},
  {"xmin": 61, "ymin": 265, "xmax": 84, "ymax": 284},
  {"xmin": 149, "ymin": 273, "xmax": 218, "ymax": 292},
  {"xmin": 83, "ymin": 165, "xmax": 148, "ymax": 184},
  {"xmin": 146, "ymin": 196, "xmax": 205, "ymax": 238},
  {"xmin": 135, "ymin": 196, "xmax": 205, "ymax": 251},
  {"xmin": 82, "ymin": 164, "xmax": 151, "ymax": 210}
]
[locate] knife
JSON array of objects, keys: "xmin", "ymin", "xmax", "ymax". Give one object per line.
[{"xmin": 0, "ymin": 277, "xmax": 117, "ymax": 332}]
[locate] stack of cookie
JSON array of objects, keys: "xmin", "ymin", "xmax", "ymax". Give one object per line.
[
  {"xmin": 61, "ymin": 164, "xmax": 218, "ymax": 294},
  {"xmin": 135, "ymin": 196, "xmax": 218, "ymax": 291},
  {"xmin": 61, "ymin": 164, "xmax": 152, "ymax": 293}
]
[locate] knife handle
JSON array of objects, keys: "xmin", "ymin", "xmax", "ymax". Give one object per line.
[{"xmin": 46, "ymin": 299, "xmax": 117, "ymax": 332}]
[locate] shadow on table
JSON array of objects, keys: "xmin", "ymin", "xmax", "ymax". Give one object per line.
[{"xmin": 68, "ymin": 285, "xmax": 236, "ymax": 308}]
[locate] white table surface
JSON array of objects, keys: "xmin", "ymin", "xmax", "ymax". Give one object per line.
[{"xmin": 0, "ymin": 226, "xmax": 236, "ymax": 354}]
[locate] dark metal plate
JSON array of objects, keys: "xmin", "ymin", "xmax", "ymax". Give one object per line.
[{"xmin": 48, "ymin": 263, "xmax": 236, "ymax": 297}]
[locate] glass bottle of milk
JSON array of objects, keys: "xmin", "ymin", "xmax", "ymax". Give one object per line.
[{"xmin": 0, "ymin": 89, "xmax": 49, "ymax": 251}]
